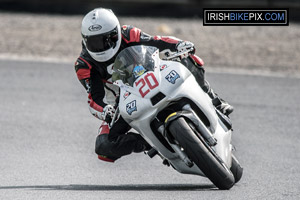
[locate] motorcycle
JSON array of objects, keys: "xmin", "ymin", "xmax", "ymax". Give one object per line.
[{"xmin": 111, "ymin": 45, "xmax": 243, "ymax": 190}]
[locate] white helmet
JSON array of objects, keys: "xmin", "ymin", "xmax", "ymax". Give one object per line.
[{"xmin": 81, "ymin": 8, "xmax": 121, "ymax": 62}]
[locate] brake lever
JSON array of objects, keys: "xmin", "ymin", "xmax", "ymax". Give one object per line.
[{"xmin": 165, "ymin": 47, "xmax": 194, "ymax": 61}]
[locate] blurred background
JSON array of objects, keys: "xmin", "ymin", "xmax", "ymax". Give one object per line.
[
  {"xmin": 0, "ymin": 0, "xmax": 299, "ymax": 75},
  {"xmin": 1, "ymin": 0, "xmax": 300, "ymax": 17}
]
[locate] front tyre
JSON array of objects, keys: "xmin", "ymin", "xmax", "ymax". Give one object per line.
[
  {"xmin": 231, "ymin": 154, "xmax": 243, "ymax": 183},
  {"xmin": 168, "ymin": 117, "xmax": 235, "ymax": 190}
]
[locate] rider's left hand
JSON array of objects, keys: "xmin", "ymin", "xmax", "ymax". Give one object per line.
[{"xmin": 176, "ymin": 41, "xmax": 195, "ymax": 54}]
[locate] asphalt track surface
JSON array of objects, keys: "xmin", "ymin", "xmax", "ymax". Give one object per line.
[{"xmin": 0, "ymin": 60, "xmax": 300, "ymax": 200}]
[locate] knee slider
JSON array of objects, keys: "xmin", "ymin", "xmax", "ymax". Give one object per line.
[
  {"xmin": 95, "ymin": 134, "xmax": 119, "ymax": 162},
  {"xmin": 95, "ymin": 134, "xmax": 109, "ymax": 155}
]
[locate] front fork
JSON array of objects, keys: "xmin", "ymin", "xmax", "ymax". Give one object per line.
[
  {"xmin": 156, "ymin": 104, "xmax": 218, "ymax": 167},
  {"xmin": 157, "ymin": 124, "xmax": 193, "ymax": 167}
]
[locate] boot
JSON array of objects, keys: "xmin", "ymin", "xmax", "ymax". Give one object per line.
[
  {"xmin": 212, "ymin": 96, "xmax": 234, "ymax": 116},
  {"xmin": 204, "ymin": 81, "xmax": 234, "ymax": 116},
  {"xmin": 181, "ymin": 57, "xmax": 234, "ymax": 116}
]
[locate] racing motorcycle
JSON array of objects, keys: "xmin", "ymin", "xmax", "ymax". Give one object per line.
[{"xmin": 111, "ymin": 45, "xmax": 243, "ymax": 190}]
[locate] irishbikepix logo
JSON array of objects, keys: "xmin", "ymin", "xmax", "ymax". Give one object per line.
[{"xmin": 203, "ymin": 8, "xmax": 289, "ymax": 26}]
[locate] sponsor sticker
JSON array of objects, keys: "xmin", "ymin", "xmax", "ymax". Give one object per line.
[
  {"xmin": 165, "ymin": 70, "xmax": 180, "ymax": 84},
  {"xmin": 123, "ymin": 91, "xmax": 131, "ymax": 99},
  {"xmin": 126, "ymin": 100, "xmax": 137, "ymax": 115},
  {"xmin": 160, "ymin": 64, "xmax": 168, "ymax": 71},
  {"xmin": 133, "ymin": 65, "xmax": 146, "ymax": 78}
]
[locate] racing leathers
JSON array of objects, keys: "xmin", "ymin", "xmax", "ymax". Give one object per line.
[{"xmin": 75, "ymin": 25, "xmax": 206, "ymax": 162}]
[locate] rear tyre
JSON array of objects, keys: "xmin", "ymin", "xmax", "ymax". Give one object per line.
[
  {"xmin": 230, "ymin": 154, "xmax": 243, "ymax": 183},
  {"xmin": 168, "ymin": 117, "xmax": 235, "ymax": 190}
]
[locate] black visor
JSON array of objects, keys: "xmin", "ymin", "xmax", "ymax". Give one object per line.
[{"xmin": 83, "ymin": 26, "xmax": 118, "ymax": 52}]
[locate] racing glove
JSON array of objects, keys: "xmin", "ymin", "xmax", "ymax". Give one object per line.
[
  {"xmin": 176, "ymin": 41, "xmax": 195, "ymax": 54},
  {"xmin": 102, "ymin": 104, "xmax": 116, "ymax": 123}
]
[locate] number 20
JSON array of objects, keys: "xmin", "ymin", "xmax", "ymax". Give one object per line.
[{"xmin": 135, "ymin": 73, "xmax": 159, "ymax": 98}]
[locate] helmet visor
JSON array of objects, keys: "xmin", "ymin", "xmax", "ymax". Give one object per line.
[{"xmin": 83, "ymin": 26, "xmax": 118, "ymax": 52}]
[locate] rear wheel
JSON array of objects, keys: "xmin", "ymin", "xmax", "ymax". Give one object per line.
[{"xmin": 168, "ymin": 117, "xmax": 235, "ymax": 190}]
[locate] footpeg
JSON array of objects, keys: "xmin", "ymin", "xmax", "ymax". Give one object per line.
[{"xmin": 147, "ymin": 148, "xmax": 158, "ymax": 158}]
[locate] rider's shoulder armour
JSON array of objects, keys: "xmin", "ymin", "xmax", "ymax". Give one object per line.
[{"xmin": 121, "ymin": 25, "xmax": 142, "ymax": 43}]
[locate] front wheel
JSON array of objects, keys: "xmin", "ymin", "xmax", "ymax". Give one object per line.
[
  {"xmin": 168, "ymin": 117, "xmax": 235, "ymax": 190},
  {"xmin": 231, "ymin": 154, "xmax": 243, "ymax": 183}
]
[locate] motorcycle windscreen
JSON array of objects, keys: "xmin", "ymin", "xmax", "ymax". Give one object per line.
[{"xmin": 113, "ymin": 45, "xmax": 157, "ymax": 86}]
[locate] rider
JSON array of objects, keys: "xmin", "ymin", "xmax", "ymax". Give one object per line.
[{"xmin": 75, "ymin": 8, "xmax": 234, "ymax": 162}]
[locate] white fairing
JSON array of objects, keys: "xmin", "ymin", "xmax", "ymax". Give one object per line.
[{"xmin": 114, "ymin": 51, "xmax": 232, "ymax": 176}]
